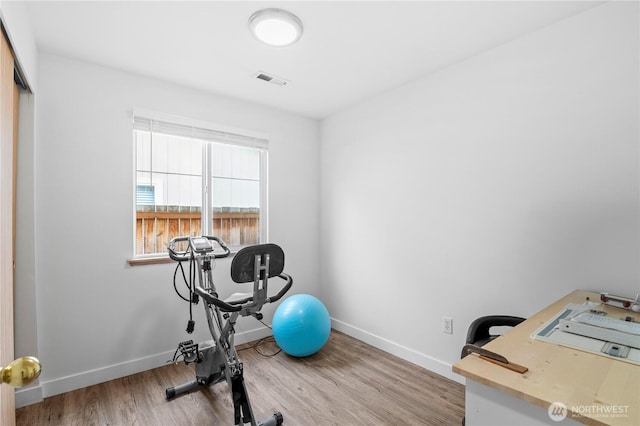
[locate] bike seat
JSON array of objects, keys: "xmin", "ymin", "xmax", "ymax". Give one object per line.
[{"xmin": 225, "ymin": 292, "xmax": 254, "ymax": 305}]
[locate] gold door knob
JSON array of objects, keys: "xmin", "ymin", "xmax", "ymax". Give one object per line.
[{"xmin": 1, "ymin": 356, "xmax": 41, "ymax": 387}]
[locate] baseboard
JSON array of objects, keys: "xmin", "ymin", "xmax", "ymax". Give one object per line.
[
  {"xmin": 18, "ymin": 326, "xmax": 272, "ymax": 407},
  {"xmin": 16, "ymin": 384, "xmax": 44, "ymax": 408},
  {"xmin": 331, "ymin": 318, "xmax": 464, "ymax": 385},
  {"xmin": 39, "ymin": 349, "xmax": 177, "ymax": 400}
]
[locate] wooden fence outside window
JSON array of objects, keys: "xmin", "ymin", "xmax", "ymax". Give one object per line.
[{"xmin": 136, "ymin": 209, "xmax": 259, "ymax": 255}]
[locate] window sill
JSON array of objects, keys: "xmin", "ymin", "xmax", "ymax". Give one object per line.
[
  {"xmin": 127, "ymin": 255, "xmax": 174, "ymax": 266},
  {"xmin": 128, "ymin": 248, "xmax": 241, "ymax": 266}
]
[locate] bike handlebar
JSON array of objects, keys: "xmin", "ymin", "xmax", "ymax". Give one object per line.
[
  {"xmin": 167, "ymin": 236, "xmax": 231, "ymax": 262},
  {"xmin": 195, "ymin": 286, "xmax": 242, "ymax": 312},
  {"xmin": 269, "ymin": 273, "xmax": 293, "ymax": 304},
  {"xmin": 195, "ymin": 273, "xmax": 293, "ymax": 313}
]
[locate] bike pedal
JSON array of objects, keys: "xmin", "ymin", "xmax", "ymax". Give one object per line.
[{"xmin": 176, "ymin": 340, "xmax": 199, "ymax": 364}]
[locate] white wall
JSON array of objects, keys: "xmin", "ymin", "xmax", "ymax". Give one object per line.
[
  {"xmin": 24, "ymin": 53, "xmax": 319, "ymax": 403},
  {"xmin": 320, "ymin": 1, "xmax": 639, "ymax": 381}
]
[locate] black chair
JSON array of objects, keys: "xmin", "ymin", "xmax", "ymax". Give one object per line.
[
  {"xmin": 461, "ymin": 315, "xmax": 526, "ymax": 358},
  {"xmin": 460, "ymin": 315, "xmax": 525, "ymax": 425}
]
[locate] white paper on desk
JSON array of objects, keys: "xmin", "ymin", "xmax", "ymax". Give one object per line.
[{"xmin": 531, "ymin": 303, "xmax": 640, "ymax": 366}]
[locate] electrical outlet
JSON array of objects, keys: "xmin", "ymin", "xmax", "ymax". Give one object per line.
[{"xmin": 443, "ymin": 317, "xmax": 453, "ymax": 334}]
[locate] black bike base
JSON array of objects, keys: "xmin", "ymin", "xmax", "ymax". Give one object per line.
[
  {"xmin": 165, "ymin": 379, "xmax": 201, "ymax": 400},
  {"xmin": 166, "ymin": 378, "xmax": 284, "ymax": 426},
  {"xmin": 257, "ymin": 411, "xmax": 283, "ymax": 426}
]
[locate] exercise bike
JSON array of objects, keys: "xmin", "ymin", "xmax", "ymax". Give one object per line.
[{"xmin": 166, "ymin": 235, "xmax": 293, "ymax": 426}]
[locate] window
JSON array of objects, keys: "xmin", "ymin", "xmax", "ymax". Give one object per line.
[
  {"xmin": 136, "ymin": 185, "xmax": 156, "ymax": 206},
  {"xmin": 133, "ymin": 112, "xmax": 268, "ymax": 256}
]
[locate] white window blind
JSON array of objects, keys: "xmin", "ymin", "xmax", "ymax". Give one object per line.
[{"xmin": 132, "ymin": 115, "xmax": 268, "ymax": 150}]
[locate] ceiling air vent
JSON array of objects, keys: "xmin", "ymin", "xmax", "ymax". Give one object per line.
[{"xmin": 254, "ymin": 71, "xmax": 289, "ymax": 86}]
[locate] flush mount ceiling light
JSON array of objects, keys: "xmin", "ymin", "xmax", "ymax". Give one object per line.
[{"xmin": 249, "ymin": 8, "xmax": 303, "ymax": 47}]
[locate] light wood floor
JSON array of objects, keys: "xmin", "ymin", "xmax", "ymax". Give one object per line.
[{"xmin": 16, "ymin": 331, "xmax": 464, "ymax": 425}]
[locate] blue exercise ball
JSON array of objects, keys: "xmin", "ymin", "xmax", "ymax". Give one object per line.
[{"xmin": 272, "ymin": 294, "xmax": 331, "ymax": 357}]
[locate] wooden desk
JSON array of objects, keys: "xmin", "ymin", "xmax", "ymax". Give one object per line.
[{"xmin": 453, "ymin": 290, "xmax": 640, "ymax": 426}]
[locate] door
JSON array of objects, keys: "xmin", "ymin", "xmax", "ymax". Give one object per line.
[{"xmin": 0, "ymin": 28, "xmax": 19, "ymax": 426}]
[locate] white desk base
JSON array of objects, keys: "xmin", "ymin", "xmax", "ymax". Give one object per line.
[{"xmin": 465, "ymin": 380, "xmax": 582, "ymax": 426}]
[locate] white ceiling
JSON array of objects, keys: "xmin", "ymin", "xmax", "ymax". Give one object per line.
[{"xmin": 25, "ymin": 1, "xmax": 604, "ymax": 119}]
